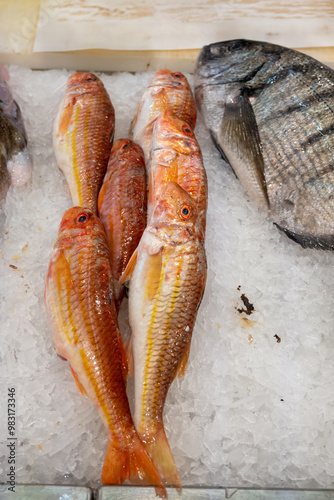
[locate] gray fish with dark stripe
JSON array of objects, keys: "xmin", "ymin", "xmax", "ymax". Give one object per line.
[{"xmin": 194, "ymin": 39, "xmax": 334, "ymax": 250}]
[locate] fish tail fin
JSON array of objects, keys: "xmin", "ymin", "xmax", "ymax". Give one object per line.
[
  {"xmin": 145, "ymin": 426, "xmax": 182, "ymax": 493},
  {"xmin": 102, "ymin": 436, "xmax": 167, "ymax": 498}
]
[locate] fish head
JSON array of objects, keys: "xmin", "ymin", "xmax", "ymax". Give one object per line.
[
  {"xmin": 151, "ymin": 181, "xmax": 198, "ymax": 230},
  {"xmin": 153, "ymin": 112, "xmax": 198, "ymax": 155},
  {"xmin": 194, "ymin": 39, "xmax": 283, "ymax": 87},
  {"xmin": 57, "ymin": 206, "xmax": 105, "ymax": 243},
  {"xmin": 150, "ymin": 69, "xmax": 191, "ymax": 91},
  {"xmin": 110, "ymin": 138, "xmax": 144, "ymax": 163},
  {"xmin": 66, "ymin": 72, "xmax": 106, "ymax": 96}
]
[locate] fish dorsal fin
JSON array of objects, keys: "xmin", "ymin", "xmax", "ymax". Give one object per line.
[
  {"xmin": 220, "ymin": 91, "xmax": 269, "ymax": 208},
  {"xmin": 119, "ymin": 248, "xmax": 138, "ymax": 286},
  {"xmin": 70, "ymin": 366, "xmax": 87, "ymax": 396}
]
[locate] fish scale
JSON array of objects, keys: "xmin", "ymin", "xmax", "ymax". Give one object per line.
[
  {"xmin": 125, "ymin": 182, "xmax": 207, "ymax": 489},
  {"xmin": 45, "ymin": 207, "xmax": 166, "ymax": 496},
  {"xmin": 255, "ymin": 73, "xmax": 334, "ymax": 227},
  {"xmin": 98, "ymin": 139, "xmax": 147, "ymax": 311},
  {"xmin": 130, "ymin": 69, "xmax": 197, "ymax": 163},
  {"xmin": 53, "ymin": 72, "xmax": 115, "ymax": 214},
  {"xmin": 194, "ymin": 39, "xmax": 334, "ymax": 249},
  {"xmin": 148, "ymin": 111, "xmax": 208, "ymax": 231}
]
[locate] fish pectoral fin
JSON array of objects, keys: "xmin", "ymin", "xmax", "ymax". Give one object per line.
[
  {"xmin": 152, "ymin": 88, "xmax": 169, "ymax": 113},
  {"xmin": 119, "ymin": 248, "xmax": 138, "ymax": 286},
  {"xmin": 58, "ymin": 98, "xmax": 75, "ymax": 135},
  {"xmin": 144, "ymin": 251, "xmax": 163, "ymax": 302},
  {"xmin": 55, "ymin": 249, "xmax": 78, "ymax": 296},
  {"xmin": 70, "ymin": 366, "xmax": 87, "ymax": 397},
  {"xmin": 210, "ymin": 130, "xmax": 232, "ymax": 168},
  {"xmin": 221, "ymin": 92, "xmax": 269, "ymax": 208}
]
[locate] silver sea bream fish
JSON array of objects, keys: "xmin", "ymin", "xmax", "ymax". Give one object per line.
[{"xmin": 194, "ymin": 39, "xmax": 334, "ymax": 250}]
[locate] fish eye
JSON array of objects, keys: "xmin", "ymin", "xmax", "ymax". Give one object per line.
[
  {"xmin": 230, "ymin": 41, "xmax": 243, "ymax": 51},
  {"xmin": 86, "ymin": 75, "xmax": 97, "ymax": 82},
  {"xmin": 179, "ymin": 204, "xmax": 192, "ymax": 220},
  {"xmin": 182, "ymin": 124, "xmax": 192, "ymax": 136},
  {"xmin": 121, "ymin": 141, "xmax": 129, "ymax": 150},
  {"xmin": 172, "ymin": 72, "xmax": 182, "ymax": 78},
  {"xmin": 77, "ymin": 213, "xmax": 88, "ymax": 223}
]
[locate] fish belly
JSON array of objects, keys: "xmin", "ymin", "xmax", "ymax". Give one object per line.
[{"xmin": 128, "ymin": 237, "xmax": 206, "ymax": 486}]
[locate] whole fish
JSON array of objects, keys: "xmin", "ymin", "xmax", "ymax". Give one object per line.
[
  {"xmin": 130, "ymin": 69, "xmax": 197, "ymax": 162},
  {"xmin": 44, "ymin": 206, "xmax": 166, "ymax": 497},
  {"xmin": 121, "ymin": 182, "xmax": 207, "ymax": 489},
  {"xmin": 148, "ymin": 111, "xmax": 207, "ymax": 231},
  {"xmin": 0, "ymin": 65, "xmax": 32, "ymax": 198},
  {"xmin": 53, "ymin": 72, "xmax": 115, "ymax": 213},
  {"xmin": 194, "ymin": 39, "xmax": 334, "ymax": 249},
  {"xmin": 98, "ymin": 138, "xmax": 147, "ymax": 310}
]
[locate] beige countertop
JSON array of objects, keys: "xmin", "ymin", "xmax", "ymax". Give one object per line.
[{"xmin": 0, "ymin": 0, "xmax": 333, "ymax": 71}]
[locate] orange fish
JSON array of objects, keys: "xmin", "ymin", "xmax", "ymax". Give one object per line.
[
  {"xmin": 148, "ymin": 111, "xmax": 207, "ymax": 231},
  {"xmin": 53, "ymin": 72, "xmax": 115, "ymax": 213},
  {"xmin": 130, "ymin": 69, "xmax": 197, "ymax": 162},
  {"xmin": 98, "ymin": 138, "xmax": 147, "ymax": 310},
  {"xmin": 44, "ymin": 207, "xmax": 166, "ymax": 497},
  {"xmin": 121, "ymin": 182, "xmax": 207, "ymax": 490}
]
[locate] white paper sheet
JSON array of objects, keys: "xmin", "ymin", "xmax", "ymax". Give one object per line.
[{"xmin": 33, "ymin": 0, "xmax": 334, "ymax": 53}]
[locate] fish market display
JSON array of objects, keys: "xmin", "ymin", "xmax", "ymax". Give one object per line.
[
  {"xmin": 44, "ymin": 206, "xmax": 166, "ymax": 496},
  {"xmin": 3, "ymin": 66, "xmax": 334, "ymax": 493},
  {"xmin": 122, "ymin": 182, "xmax": 207, "ymax": 488},
  {"xmin": 194, "ymin": 39, "xmax": 334, "ymax": 249},
  {"xmin": 148, "ymin": 111, "xmax": 207, "ymax": 230},
  {"xmin": 130, "ymin": 69, "xmax": 197, "ymax": 162},
  {"xmin": 0, "ymin": 65, "xmax": 32, "ymax": 198},
  {"xmin": 53, "ymin": 72, "xmax": 115, "ymax": 213},
  {"xmin": 98, "ymin": 138, "xmax": 147, "ymax": 310}
]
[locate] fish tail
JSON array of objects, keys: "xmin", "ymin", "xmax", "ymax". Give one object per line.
[
  {"xmin": 101, "ymin": 436, "xmax": 167, "ymax": 498},
  {"xmin": 144, "ymin": 426, "xmax": 182, "ymax": 493}
]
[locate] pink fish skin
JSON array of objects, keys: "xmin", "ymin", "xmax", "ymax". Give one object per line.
[
  {"xmin": 44, "ymin": 206, "xmax": 166, "ymax": 497},
  {"xmin": 98, "ymin": 138, "xmax": 147, "ymax": 310},
  {"xmin": 122, "ymin": 182, "xmax": 207, "ymax": 491},
  {"xmin": 53, "ymin": 72, "xmax": 115, "ymax": 213},
  {"xmin": 147, "ymin": 111, "xmax": 207, "ymax": 232},
  {"xmin": 130, "ymin": 69, "xmax": 197, "ymax": 162}
]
